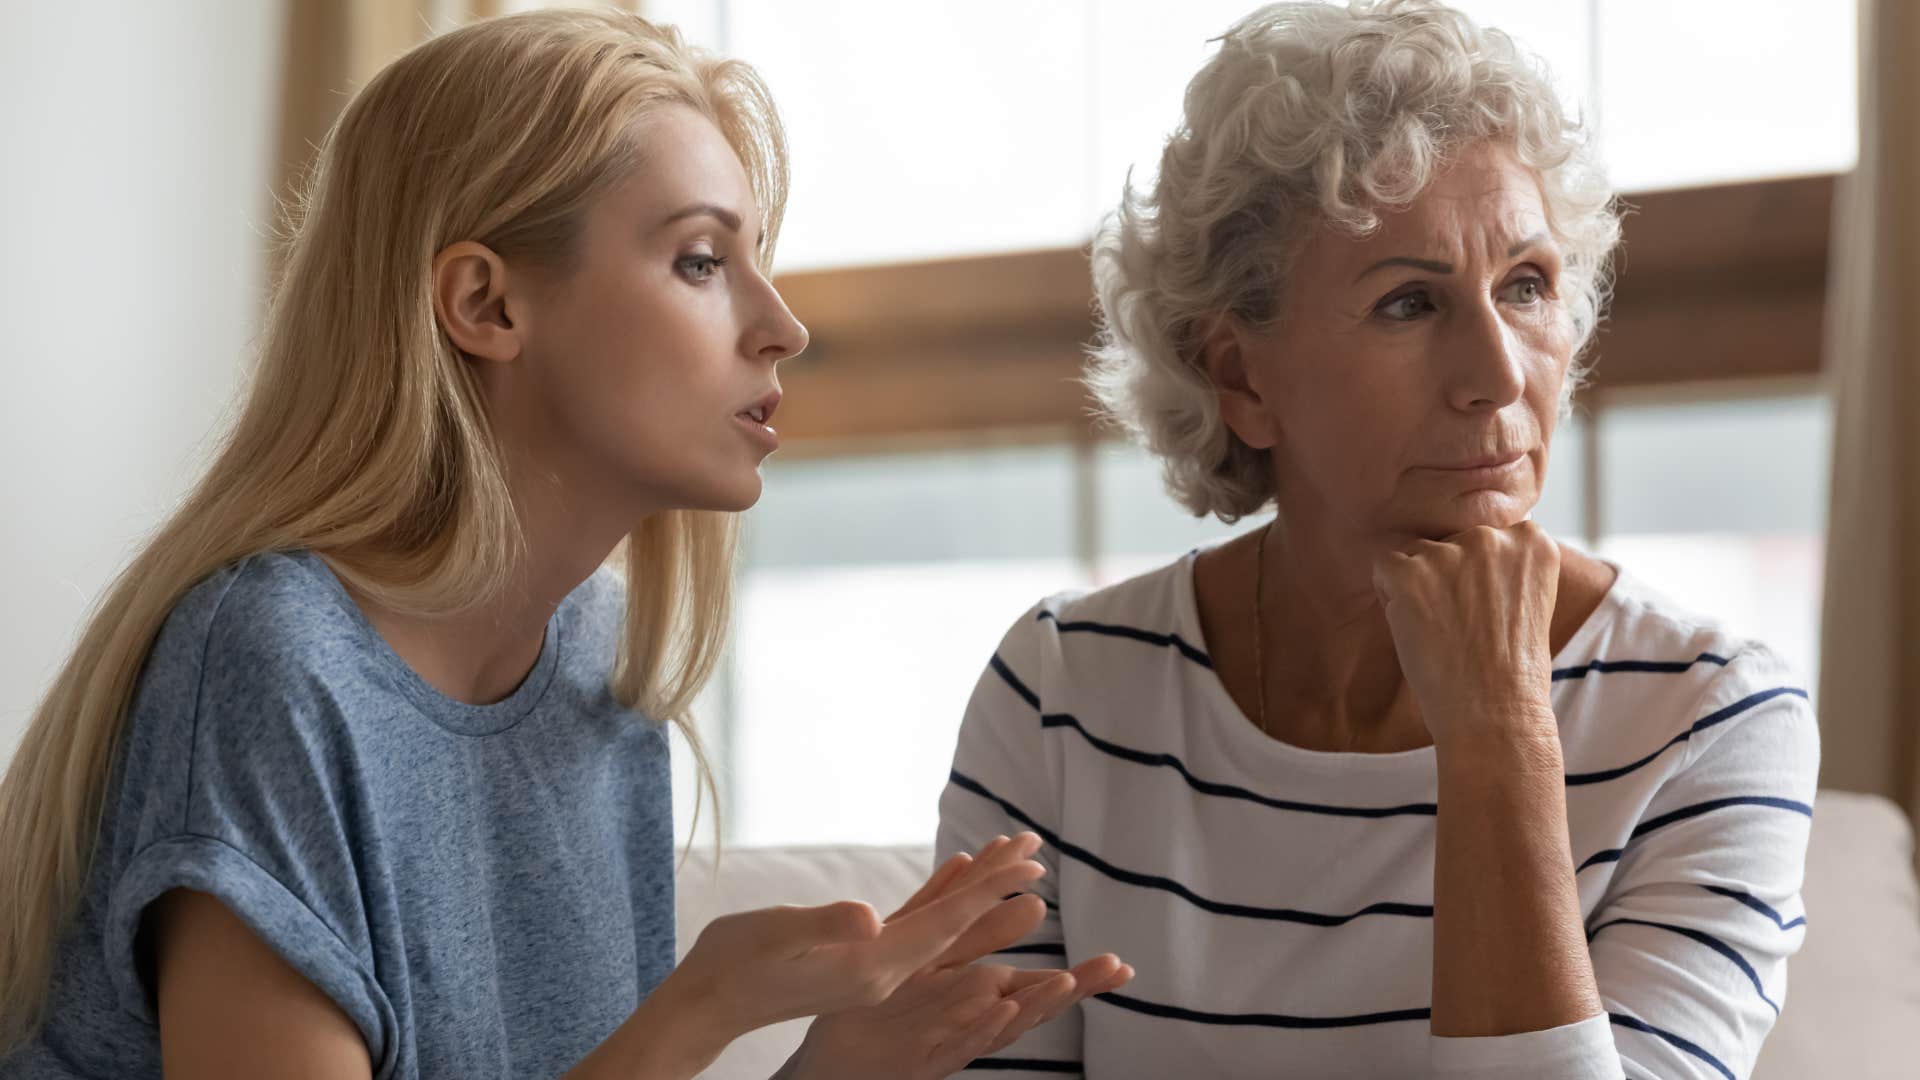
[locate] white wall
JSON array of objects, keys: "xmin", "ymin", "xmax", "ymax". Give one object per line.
[{"xmin": 0, "ymin": 1, "xmax": 285, "ymax": 763}]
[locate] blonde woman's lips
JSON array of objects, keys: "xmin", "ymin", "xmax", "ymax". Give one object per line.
[{"xmin": 733, "ymin": 409, "xmax": 779, "ymax": 449}]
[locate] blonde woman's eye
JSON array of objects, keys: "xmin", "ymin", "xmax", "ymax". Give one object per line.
[{"xmin": 677, "ymin": 254, "xmax": 727, "ymax": 282}]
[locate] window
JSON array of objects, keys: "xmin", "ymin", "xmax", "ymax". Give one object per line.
[
  {"xmin": 660, "ymin": 0, "xmax": 1858, "ymax": 270},
  {"xmin": 1593, "ymin": 387, "xmax": 1830, "ymax": 684}
]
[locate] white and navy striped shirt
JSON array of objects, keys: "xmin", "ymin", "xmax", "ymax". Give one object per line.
[{"xmin": 936, "ymin": 547, "xmax": 1819, "ymax": 1079}]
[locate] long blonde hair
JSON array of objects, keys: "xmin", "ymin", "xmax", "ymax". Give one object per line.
[{"xmin": 0, "ymin": 8, "xmax": 785, "ymax": 1049}]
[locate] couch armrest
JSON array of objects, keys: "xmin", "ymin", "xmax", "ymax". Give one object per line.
[{"xmin": 1753, "ymin": 789, "xmax": 1920, "ymax": 1079}]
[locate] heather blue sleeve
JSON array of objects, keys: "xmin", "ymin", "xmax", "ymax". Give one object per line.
[{"xmin": 96, "ymin": 560, "xmax": 398, "ymax": 1073}]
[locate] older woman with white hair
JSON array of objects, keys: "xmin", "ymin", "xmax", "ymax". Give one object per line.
[{"xmin": 936, "ymin": 2, "xmax": 1819, "ymax": 1078}]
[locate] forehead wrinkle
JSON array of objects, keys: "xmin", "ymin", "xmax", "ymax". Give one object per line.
[{"xmin": 1383, "ymin": 185, "xmax": 1553, "ymax": 270}]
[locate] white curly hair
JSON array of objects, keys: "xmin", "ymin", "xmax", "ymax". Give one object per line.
[{"xmin": 1087, "ymin": 0, "xmax": 1621, "ymax": 522}]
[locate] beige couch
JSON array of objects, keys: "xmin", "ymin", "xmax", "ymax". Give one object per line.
[{"xmin": 676, "ymin": 790, "xmax": 1920, "ymax": 1079}]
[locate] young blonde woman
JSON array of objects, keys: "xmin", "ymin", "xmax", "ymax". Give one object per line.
[{"xmin": 0, "ymin": 11, "xmax": 1128, "ymax": 1079}]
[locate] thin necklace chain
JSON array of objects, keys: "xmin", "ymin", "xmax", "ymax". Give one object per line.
[{"xmin": 1254, "ymin": 519, "xmax": 1271, "ymax": 735}]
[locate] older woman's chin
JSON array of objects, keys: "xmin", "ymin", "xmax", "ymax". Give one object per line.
[{"xmin": 1400, "ymin": 490, "xmax": 1540, "ymax": 540}]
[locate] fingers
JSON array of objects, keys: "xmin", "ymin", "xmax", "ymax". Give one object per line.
[
  {"xmin": 1063, "ymin": 954, "xmax": 1133, "ymax": 1006},
  {"xmin": 890, "ymin": 833, "xmax": 1034, "ymax": 925},
  {"xmin": 876, "ymin": 857, "xmax": 1045, "ymax": 972},
  {"xmin": 932, "ymin": 997, "xmax": 1021, "ymax": 1073},
  {"xmin": 950, "ymin": 833, "xmax": 1039, "ymax": 887},
  {"xmin": 781, "ymin": 855, "xmax": 1040, "ymax": 1011},
  {"xmin": 965, "ymin": 956, "xmax": 1133, "ymax": 1052},
  {"xmin": 762, "ymin": 834, "xmax": 1049, "ymax": 1019},
  {"xmin": 977, "ymin": 971, "xmax": 1077, "ymax": 1055},
  {"xmin": 920, "ymin": 965, "xmax": 1029, "ymax": 1072},
  {"xmin": 997, "ymin": 954, "xmax": 1133, "ymax": 1032},
  {"xmin": 888, "ymin": 851, "xmax": 974, "ymax": 922},
  {"xmin": 929, "ymin": 893, "xmax": 1047, "ymax": 970},
  {"xmin": 1371, "ymin": 557, "xmax": 1399, "ymax": 606}
]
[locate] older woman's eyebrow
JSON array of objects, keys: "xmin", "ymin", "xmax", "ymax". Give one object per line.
[
  {"xmin": 1353, "ymin": 232, "xmax": 1553, "ymax": 283},
  {"xmin": 1506, "ymin": 231, "xmax": 1550, "ymax": 256},
  {"xmin": 1353, "ymin": 255, "xmax": 1454, "ymax": 282}
]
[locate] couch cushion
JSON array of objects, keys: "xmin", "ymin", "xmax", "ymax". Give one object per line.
[{"xmin": 1753, "ymin": 790, "xmax": 1920, "ymax": 1079}]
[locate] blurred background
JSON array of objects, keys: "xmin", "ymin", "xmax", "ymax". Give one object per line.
[{"xmin": 0, "ymin": 1, "xmax": 1875, "ymax": 849}]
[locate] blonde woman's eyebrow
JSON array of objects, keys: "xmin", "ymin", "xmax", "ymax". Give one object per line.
[
  {"xmin": 659, "ymin": 202, "xmax": 742, "ymax": 232},
  {"xmin": 658, "ymin": 201, "xmax": 765, "ymax": 254}
]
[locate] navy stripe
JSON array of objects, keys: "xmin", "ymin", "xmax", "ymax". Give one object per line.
[
  {"xmin": 1704, "ymin": 885, "xmax": 1806, "ymax": 931},
  {"xmin": 989, "ymin": 654, "xmax": 1041, "ymax": 710},
  {"xmin": 964, "ymin": 1061, "xmax": 1083, "ymax": 1074},
  {"xmin": 1553, "ymin": 652, "xmax": 1731, "ymax": 681},
  {"xmin": 996, "ymin": 943, "xmax": 1068, "ymax": 957},
  {"xmin": 1037, "ymin": 610, "xmax": 1212, "ymax": 668},
  {"xmin": 1609, "ymin": 1013, "xmax": 1735, "ymax": 1080},
  {"xmin": 1093, "ymin": 990, "xmax": 1429, "ymax": 1029},
  {"xmin": 1590, "ymin": 917, "xmax": 1780, "ymax": 1014},
  {"xmin": 1576, "ymin": 847, "xmax": 1625, "ymax": 873},
  {"xmin": 1630, "ymin": 795, "xmax": 1813, "ymax": 841},
  {"xmin": 1565, "ymin": 687, "xmax": 1808, "ymax": 786},
  {"xmin": 1575, "ymin": 795, "xmax": 1812, "ymax": 874},
  {"xmin": 949, "ymin": 770, "xmax": 1432, "ymax": 925},
  {"xmin": 990, "ymin": 657, "xmax": 1434, "ymax": 819},
  {"xmin": 1039, "ymin": 712, "xmax": 1437, "ymax": 819},
  {"xmin": 1001, "ymin": 646, "xmax": 1796, "ymax": 829}
]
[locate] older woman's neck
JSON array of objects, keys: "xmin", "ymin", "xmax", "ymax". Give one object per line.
[
  {"xmin": 1193, "ymin": 521, "xmax": 1425, "ymax": 753},
  {"xmin": 1260, "ymin": 521, "xmax": 1422, "ymax": 744},
  {"xmin": 1233, "ymin": 521, "xmax": 1618, "ymax": 752}
]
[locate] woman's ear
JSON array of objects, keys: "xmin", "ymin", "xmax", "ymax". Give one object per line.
[
  {"xmin": 431, "ymin": 241, "xmax": 523, "ymax": 365},
  {"xmin": 1196, "ymin": 314, "xmax": 1281, "ymax": 450}
]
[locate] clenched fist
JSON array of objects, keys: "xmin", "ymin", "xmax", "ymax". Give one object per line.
[{"xmin": 1370, "ymin": 521, "xmax": 1561, "ymax": 750}]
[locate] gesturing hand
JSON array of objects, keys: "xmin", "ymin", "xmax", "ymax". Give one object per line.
[
  {"xmin": 1371, "ymin": 521, "xmax": 1561, "ymax": 748},
  {"xmin": 779, "ymin": 835, "xmax": 1133, "ymax": 1080},
  {"xmin": 668, "ymin": 833, "xmax": 1050, "ymax": 1042}
]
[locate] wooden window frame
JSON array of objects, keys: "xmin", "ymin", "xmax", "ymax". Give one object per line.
[{"xmin": 768, "ymin": 173, "xmax": 1835, "ymax": 446}]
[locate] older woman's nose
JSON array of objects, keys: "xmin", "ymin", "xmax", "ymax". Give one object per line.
[{"xmin": 1443, "ymin": 302, "xmax": 1528, "ymax": 412}]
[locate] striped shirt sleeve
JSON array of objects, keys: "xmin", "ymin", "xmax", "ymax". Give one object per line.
[
  {"xmin": 1433, "ymin": 644, "xmax": 1819, "ymax": 1080},
  {"xmin": 937, "ymin": 606, "xmax": 1086, "ymax": 1078}
]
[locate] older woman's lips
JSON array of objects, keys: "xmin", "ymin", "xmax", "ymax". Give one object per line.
[{"xmin": 1422, "ymin": 453, "xmax": 1527, "ymax": 486}]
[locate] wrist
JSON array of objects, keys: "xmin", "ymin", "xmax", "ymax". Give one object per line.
[
  {"xmin": 618, "ymin": 967, "xmax": 742, "ymax": 1079},
  {"xmin": 1432, "ymin": 702, "xmax": 1562, "ymax": 775}
]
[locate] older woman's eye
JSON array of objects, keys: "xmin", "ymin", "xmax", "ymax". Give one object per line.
[
  {"xmin": 1499, "ymin": 275, "xmax": 1548, "ymax": 305},
  {"xmin": 1375, "ymin": 290, "xmax": 1436, "ymax": 321},
  {"xmin": 677, "ymin": 254, "xmax": 728, "ymax": 283}
]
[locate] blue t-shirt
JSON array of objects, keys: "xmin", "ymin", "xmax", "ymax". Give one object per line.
[{"xmin": 3, "ymin": 550, "xmax": 676, "ymax": 1079}]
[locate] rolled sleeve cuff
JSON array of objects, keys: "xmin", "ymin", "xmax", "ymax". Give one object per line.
[
  {"xmin": 1430, "ymin": 1013, "xmax": 1624, "ymax": 1080},
  {"xmin": 104, "ymin": 834, "xmax": 395, "ymax": 1074}
]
